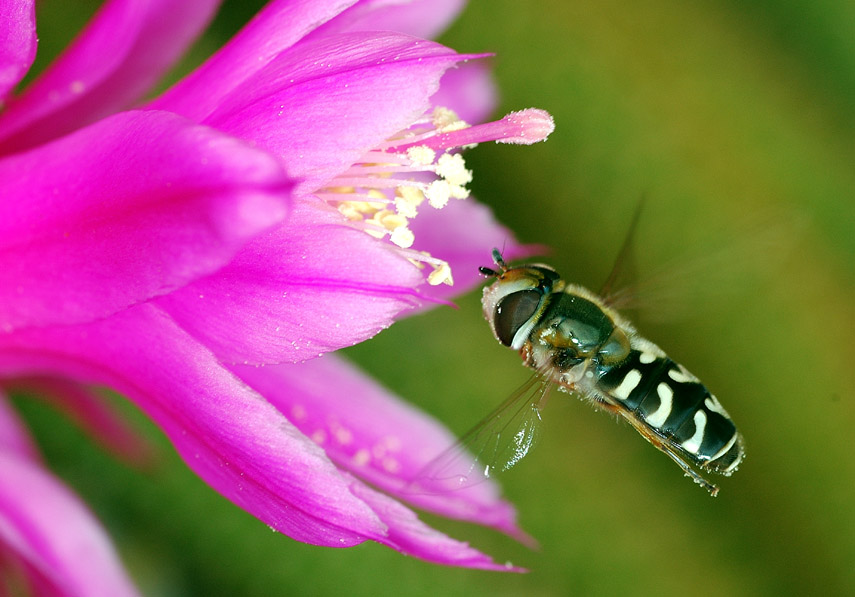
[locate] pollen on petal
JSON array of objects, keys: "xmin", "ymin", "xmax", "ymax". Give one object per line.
[{"xmin": 353, "ymin": 449, "xmax": 371, "ymax": 467}]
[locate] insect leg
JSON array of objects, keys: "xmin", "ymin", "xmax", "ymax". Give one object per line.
[{"xmin": 597, "ymin": 400, "xmax": 720, "ymax": 496}]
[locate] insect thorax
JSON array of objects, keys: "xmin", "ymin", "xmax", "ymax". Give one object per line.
[{"xmin": 523, "ymin": 285, "xmax": 633, "ymax": 386}]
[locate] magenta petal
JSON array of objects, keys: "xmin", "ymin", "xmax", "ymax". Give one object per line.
[
  {"xmin": 0, "ymin": 390, "xmax": 39, "ymax": 461},
  {"xmin": 0, "ymin": 0, "xmax": 220, "ymax": 152},
  {"xmin": 204, "ymin": 32, "xmax": 476, "ymax": 192},
  {"xmin": 0, "ymin": 109, "xmax": 290, "ymax": 332},
  {"xmin": 309, "ymin": 0, "xmax": 465, "ymax": 40},
  {"xmin": 151, "ymin": 0, "xmax": 358, "ymax": 121},
  {"xmin": 0, "ymin": 305, "xmax": 387, "ymax": 546},
  {"xmin": 348, "ymin": 477, "xmax": 524, "ymax": 571},
  {"xmin": 232, "ymin": 355, "xmax": 528, "ymax": 539},
  {"xmin": 409, "ymin": 197, "xmax": 542, "ymax": 302},
  {"xmin": 0, "ymin": 453, "xmax": 139, "ymax": 596},
  {"xmin": 157, "ymin": 198, "xmax": 423, "ymax": 364},
  {"xmin": 0, "ymin": 0, "xmax": 36, "ymax": 99},
  {"xmin": 6, "ymin": 378, "xmax": 152, "ymax": 465},
  {"xmin": 432, "ymin": 61, "xmax": 498, "ymax": 125}
]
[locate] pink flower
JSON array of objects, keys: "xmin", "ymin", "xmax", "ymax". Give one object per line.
[{"xmin": 0, "ymin": 0, "xmax": 553, "ymax": 591}]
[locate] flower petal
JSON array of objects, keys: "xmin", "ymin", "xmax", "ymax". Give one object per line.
[
  {"xmin": 432, "ymin": 61, "xmax": 498, "ymax": 125},
  {"xmin": 232, "ymin": 355, "xmax": 528, "ymax": 540},
  {"xmin": 151, "ymin": 0, "xmax": 359, "ymax": 122},
  {"xmin": 0, "ymin": 109, "xmax": 290, "ymax": 332},
  {"xmin": 0, "ymin": 0, "xmax": 220, "ymax": 152},
  {"xmin": 203, "ymin": 32, "xmax": 481, "ymax": 192},
  {"xmin": 5, "ymin": 378, "xmax": 152, "ymax": 465},
  {"xmin": 0, "ymin": 305, "xmax": 387, "ymax": 547},
  {"xmin": 0, "ymin": 390, "xmax": 39, "ymax": 461},
  {"xmin": 157, "ymin": 198, "xmax": 424, "ymax": 364},
  {"xmin": 309, "ymin": 0, "xmax": 466, "ymax": 40},
  {"xmin": 0, "ymin": 452, "xmax": 140, "ymax": 596},
  {"xmin": 0, "ymin": 0, "xmax": 36, "ymax": 99},
  {"xmin": 348, "ymin": 477, "xmax": 524, "ymax": 571}
]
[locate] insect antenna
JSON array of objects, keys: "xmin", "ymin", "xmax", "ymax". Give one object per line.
[
  {"xmin": 479, "ymin": 247, "xmax": 510, "ymax": 278},
  {"xmin": 492, "ymin": 247, "xmax": 508, "ymax": 270}
]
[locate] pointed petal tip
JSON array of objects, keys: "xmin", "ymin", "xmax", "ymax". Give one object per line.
[
  {"xmin": 503, "ymin": 523, "xmax": 539, "ymax": 551},
  {"xmin": 457, "ymin": 559, "xmax": 529, "ymax": 573},
  {"xmin": 0, "ymin": 453, "xmax": 141, "ymax": 596},
  {"xmin": 501, "ymin": 562, "xmax": 529, "ymax": 574},
  {"xmin": 347, "ymin": 477, "xmax": 531, "ymax": 572},
  {"xmin": 495, "ymin": 109, "xmax": 555, "ymax": 145}
]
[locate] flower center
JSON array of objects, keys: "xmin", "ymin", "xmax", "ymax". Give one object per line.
[{"xmin": 316, "ymin": 107, "xmax": 554, "ymax": 287}]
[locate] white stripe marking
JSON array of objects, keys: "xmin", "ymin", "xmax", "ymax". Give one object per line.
[
  {"xmin": 646, "ymin": 383, "xmax": 673, "ymax": 427},
  {"xmin": 705, "ymin": 395, "xmax": 728, "ymax": 416},
  {"xmin": 667, "ymin": 366, "xmax": 695, "ymax": 383},
  {"xmin": 638, "ymin": 351, "xmax": 656, "ymax": 364},
  {"xmin": 613, "ymin": 369, "xmax": 642, "ymax": 400},
  {"xmin": 682, "ymin": 410, "xmax": 707, "ymax": 454},
  {"xmin": 721, "ymin": 447, "xmax": 743, "ymax": 474},
  {"xmin": 711, "ymin": 433, "xmax": 739, "ymax": 462}
]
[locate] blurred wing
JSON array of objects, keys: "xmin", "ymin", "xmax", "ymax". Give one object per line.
[
  {"xmin": 409, "ymin": 373, "xmax": 552, "ymax": 494},
  {"xmin": 599, "ymin": 196, "xmax": 645, "ymax": 304},
  {"xmin": 600, "ymin": 202, "xmax": 794, "ymax": 319}
]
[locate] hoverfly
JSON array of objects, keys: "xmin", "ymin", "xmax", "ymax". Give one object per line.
[{"xmin": 420, "ymin": 218, "xmax": 745, "ymax": 497}]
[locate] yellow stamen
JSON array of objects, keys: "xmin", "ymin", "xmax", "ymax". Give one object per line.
[
  {"xmin": 427, "ymin": 262, "xmax": 454, "ymax": 286},
  {"xmin": 432, "ymin": 107, "xmax": 465, "ymax": 131},
  {"xmin": 406, "ymin": 145, "xmax": 436, "ymax": 166},
  {"xmin": 425, "ymin": 180, "xmax": 451, "ymax": 208},
  {"xmin": 319, "ymin": 106, "xmax": 480, "ymax": 287},
  {"xmin": 390, "ymin": 226, "xmax": 415, "ymax": 248}
]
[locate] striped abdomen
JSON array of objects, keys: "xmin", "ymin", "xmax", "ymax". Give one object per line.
[{"xmin": 597, "ymin": 349, "xmax": 743, "ymax": 475}]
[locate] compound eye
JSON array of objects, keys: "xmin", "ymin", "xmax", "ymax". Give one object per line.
[{"xmin": 494, "ymin": 289, "xmax": 542, "ymax": 346}]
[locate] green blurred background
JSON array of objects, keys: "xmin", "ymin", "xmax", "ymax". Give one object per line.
[{"xmin": 18, "ymin": 0, "xmax": 855, "ymax": 595}]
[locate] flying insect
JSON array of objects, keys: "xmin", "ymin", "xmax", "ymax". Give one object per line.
[
  {"xmin": 421, "ymin": 215, "xmax": 746, "ymax": 497},
  {"xmin": 475, "ymin": 247, "xmax": 744, "ymax": 496}
]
